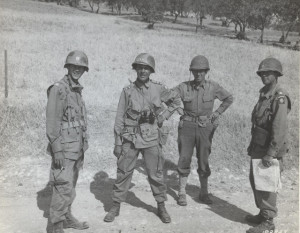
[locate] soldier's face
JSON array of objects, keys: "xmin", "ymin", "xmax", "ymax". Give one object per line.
[
  {"xmin": 259, "ymin": 71, "xmax": 277, "ymax": 86},
  {"xmin": 136, "ymin": 65, "xmax": 151, "ymax": 83},
  {"xmin": 192, "ymin": 69, "xmax": 207, "ymax": 83},
  {"xmin": 68, "ymin": 64, "xmax": 85, "ymax": 81}
]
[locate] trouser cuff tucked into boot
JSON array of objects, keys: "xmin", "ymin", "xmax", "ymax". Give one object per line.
[
  {"xmin": 157, "ymin": 202, "xmax": 171, "ymax": 223},
  {"xmin": 53, "ymin": 221, "xmax": 64, "ymax": 233},
  {"xmin": 104, "ymin": 201, "xmax": 120, "ymax": 222},
  {"xmin": 64, "ymin": 207, "xmax": 89, "ymax": 230}
]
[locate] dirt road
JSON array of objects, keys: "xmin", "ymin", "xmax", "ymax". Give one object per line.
[{"xmin": 0, "ymin": 156, "xmax": 298, "ymax": 233}]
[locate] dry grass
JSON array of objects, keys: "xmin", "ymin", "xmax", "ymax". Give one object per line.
[{"xmin": 0, "ymin": 0, "xmax": 299, "ymax": 175}]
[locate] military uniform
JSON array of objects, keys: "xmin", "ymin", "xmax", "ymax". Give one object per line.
[
  {"xmin": 112, "ymin": 78, "xmax": 180, "ymax": 203},
  {"xmin": 47, "ymin": 74, "xmax": 88, "ymax": 224},
  {"xmin": 174, "ymin": 80, "xmax": 233, "ymax": 179},
  {"xmin": 247, "ymin": 84, "xmax": 290, "ymax": 219},
  {"xmin": 245, "ymin": 57, "xmax": 291, "ymax": 233}
]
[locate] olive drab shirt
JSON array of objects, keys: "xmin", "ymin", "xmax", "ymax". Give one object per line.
[
  {"xmin": 114, "ymin": 79, "xmax": 181, "ymax": 149},
  {"xmin": 46, "ymin": 75, "xmax": 88, "ymax": 160},
  {"xmin": 174, "ymin": 80, "xmax": 233, "ymax": 117},
  {"xmin": 248, "ymin": 84, "xmax": 291, "ymax": 159}
]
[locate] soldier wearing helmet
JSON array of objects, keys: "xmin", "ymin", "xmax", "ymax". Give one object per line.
[
  {"xmin": 245, "ymin": 58, "xmax": 291, "ymax": 233},
  {"xmin": 173, "ymin": 55, "xmax": 233, "ymax": 206},
  {"xmin": 46, "ymin": 50, "xmax": 89, "ymax": 233},
  {"xmin": 103, "ymin": 53, "xmax": 181, "ymax": 224}
]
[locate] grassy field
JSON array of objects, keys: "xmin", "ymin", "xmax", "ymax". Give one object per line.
[{"xmin": 0, "ymin": 0, "xmax": 299, "ymax": 178}]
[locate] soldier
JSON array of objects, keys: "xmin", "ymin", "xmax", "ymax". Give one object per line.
[
  {"xmin": 245, "ymin": 58, "xmax": 291, "ymax": 233},
  {"xmin": 46, "ymin": 51, "xmax": 89, "ymax": 233},
  {"xmin": 173, "ymin": 55, "xmax": 233, "ymax": 206},
  {"xmin": 104, "ymin": 53, "xmax": 180, "ymax": 224}
]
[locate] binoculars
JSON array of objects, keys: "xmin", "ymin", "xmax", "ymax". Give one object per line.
[{"xmin": 139, "ymin": 111, "xmax": 155, "ymax": 124}]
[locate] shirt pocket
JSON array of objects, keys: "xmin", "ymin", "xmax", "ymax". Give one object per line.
[{"xmin": 202, "ymin": 94, "xmax": 214, "ymax": 110}]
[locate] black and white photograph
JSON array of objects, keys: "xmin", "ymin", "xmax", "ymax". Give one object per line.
[{"xmin": 0, "ymin": 0, "xmax": 299, "ymax": 232}]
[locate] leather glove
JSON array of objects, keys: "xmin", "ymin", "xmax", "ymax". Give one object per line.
[
  {"xmin": 210, "ymin": 111, "xmax": 220, "ymax": 123},
  {"xmin": 54, "ymin": 152, "xmax": 65, "ymax": 169},
  {"xmin": 113, "ymin": 145, "xmax": 122, "ymax": 159},
  {"xmin": 262, "ymin": 155, "xmax": 274, "ymax": 168}
]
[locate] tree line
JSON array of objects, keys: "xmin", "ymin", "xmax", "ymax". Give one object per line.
[{"xmin": 46, "ymin": 0, "xmax": 300, "ymax": 43}]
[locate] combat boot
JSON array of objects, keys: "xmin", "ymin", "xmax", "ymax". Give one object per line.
[
  {"xmin": 199, "ymin": 194, "xmax": 213, "ymax": 205},
  {"xmin": 53, "ymin": 221, "xmax": 64, "ymax": 233},
  {"xmin": 245, "ymin": 213, "xmax": 264, "ymax": 224},
  {"xmin": 199, "ymin": 176, "xmax": 212, "ymax": 205},
  {"xmin": 64, "ymin": 207, "xmax": 89, "ymax": 230},
  {"xmin": 157, "ymin": 202, "xmax": 171, "ymax": 223},
  {"xmin": 177, "ymin": 194, "xmax": 187, "ymax": 206},
  {"xmin": 104, "ymin": 201, "xmax": 120, "ymax": 222},
  {"xmin": 246, "ymin": 219, "xmax": 275, "ymax": 233},
  {"xmin": 177, "ymin": 176, "xmax": 188, "ymax": 206}
]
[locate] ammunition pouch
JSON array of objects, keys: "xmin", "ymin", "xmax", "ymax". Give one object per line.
[{"xmin": 252, "ymin": 125, "xmax": 270, "ymax": 147}]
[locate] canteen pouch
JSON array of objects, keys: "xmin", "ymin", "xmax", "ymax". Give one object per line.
[
  {"xmin": 158, "ymin": 126, "xmax": 170, "ymax": 145},
  {"xmin": 252, "ymin": 126, "xmax": 270, "ymax": 147}
]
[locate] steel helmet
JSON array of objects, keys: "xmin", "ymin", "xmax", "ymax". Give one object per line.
[
  {"xmin": 132, "ymin": 53, "xmax": 155, "ymax": 73},
  {"xmin": 257, "ymin": 58, "xmax": 283, "ymax": 76},
  {"xmin": 189, "ymin": 55, "xmax": 210, "ymax": 71},
  {"xmin": 64, "ymin": 50, "xmax": 89, "ymax": 72}
]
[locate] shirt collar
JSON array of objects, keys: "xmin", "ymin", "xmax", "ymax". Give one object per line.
[
  {"xmin": 65, "ymin": 75, "xmax": 84, "ymax": 91},
  {"xmin": 259, "ymin": 84, "xmax": 278, "ymax": 99},
  {"xmin": 135, "ymin": 78, "xmax": 150, "ymax": 89},
  {"xmin": 192, "ymin": 80, "xmax": 207, "ymax": 90}
]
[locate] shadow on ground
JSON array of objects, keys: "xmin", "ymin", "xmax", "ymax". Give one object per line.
[
  {"xmin": 36, "ymin": 183, "xmax": 53, "ymax": 233},
  {"xmin": 90, "ymin": 171, "xmax": 157, "ymax": 216}
]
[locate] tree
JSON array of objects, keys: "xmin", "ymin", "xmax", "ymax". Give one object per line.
[
  {"xmin": 86, "ymin": 0, "xmax": 102, "ymax": 13},
  {"xmin": 273, "ymin": 0, "xmax": 300, "ymax": 43},
  {"xmin": 168, "ymin": 0, "xmax": 188, "ymax": 23},
  {"xmin": 186, "ymin": 0, "xmax": 208, "ymax": 32},
  {"xmin": 248, "ymin": 0, "xmax": 275, "ymax": 43},
  {"xmin": 131, "ymin": 0, "xmax": 165, "ymax": 28}
]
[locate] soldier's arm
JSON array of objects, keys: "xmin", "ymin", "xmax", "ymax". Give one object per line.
[
  {"xmin": 114, "ymin": 90, "xmax": 127, "ymax": 146},
  {"xmin": 214, "ymin": 83, "xmax": 233, "ymax": 114},
  {"xmin": 159, "ymin": 84, "xmax": 182, "ymax": 119},
  {"xmin": 267, "ymin": 96, "xmax": 289, "ymax": 157},
  {"xmin": 46, "ymin": 85, "xmax": 64, "ymax": 153}
]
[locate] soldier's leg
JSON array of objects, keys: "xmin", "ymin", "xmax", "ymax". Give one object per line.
[
  {"xmin": 50, "ymin": 159, "xmax": 76, "ymax": 225},
  {"xmin": 64, "ymin": 154, "xmax": 89, "ymax": 230},
  {"xmin": 104, "ymin": 142, "xmax": 139, "ymax": 222},
  {"xmin": 177, "ymin": 121, "xmax": 196, "ymax": 200},
  {"xmin": 143, "ymin": 145, "xmax": 170, "ymax": 223},
  {"xmin": 196, "ymin": 124, "xmax": 214, "ymax": 204}
]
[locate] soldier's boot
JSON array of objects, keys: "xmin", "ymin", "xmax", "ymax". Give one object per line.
[
  {"xmin": 246, "ymin": 219, "xmax": 275, "ymax": 233},
  {"xmin": 64, "ymin": 207, "xmax": 89, "ymax": 230},
  {"xmin": 157, "ymin": 202, "xmax": 171, "ymax": 223},
  {"xmin": 177, "ymin": 176, "xmax": 188, "ymax": 206},
  {"xmin": 104, "ymin": 201, "xmax": 120, "ymax": 222},
  {"xmin": 245, "ymin": 213, "xmax": 264, "ymax": 224},
  {"xmin": 53, "ymin": 221, "xmax": 64, "ymax": 233},
  {"xmin": 199, "ymin": 176, "xmax": 212, "ymax": 205}
]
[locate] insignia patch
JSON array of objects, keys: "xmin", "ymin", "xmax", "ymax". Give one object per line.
[
  {"xmin": 54, "ymin": 83, "xmax": 60, "ymax": 86},
  {"xmin": 76, "ymin": 56, "xmax": 80, "ymax": 61},
  {"xmin": 278, "ymin": 98, "xmax": 285, "ymax": 104}
]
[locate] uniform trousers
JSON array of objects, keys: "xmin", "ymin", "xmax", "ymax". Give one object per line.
[
  {"xmin": 49, "ymin": 152, "xmax": 84, "ymax": 224},
  {"xmin": 177, "ymin": 120, "xmax": 215, "ymax": 178},
  {"xmin": 249, "ymin": 159, "xmax": 283, "ymax": 219},
  {"xmin": 112, "ymin": 141, "xmax": 167, "ymax": 203}
]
